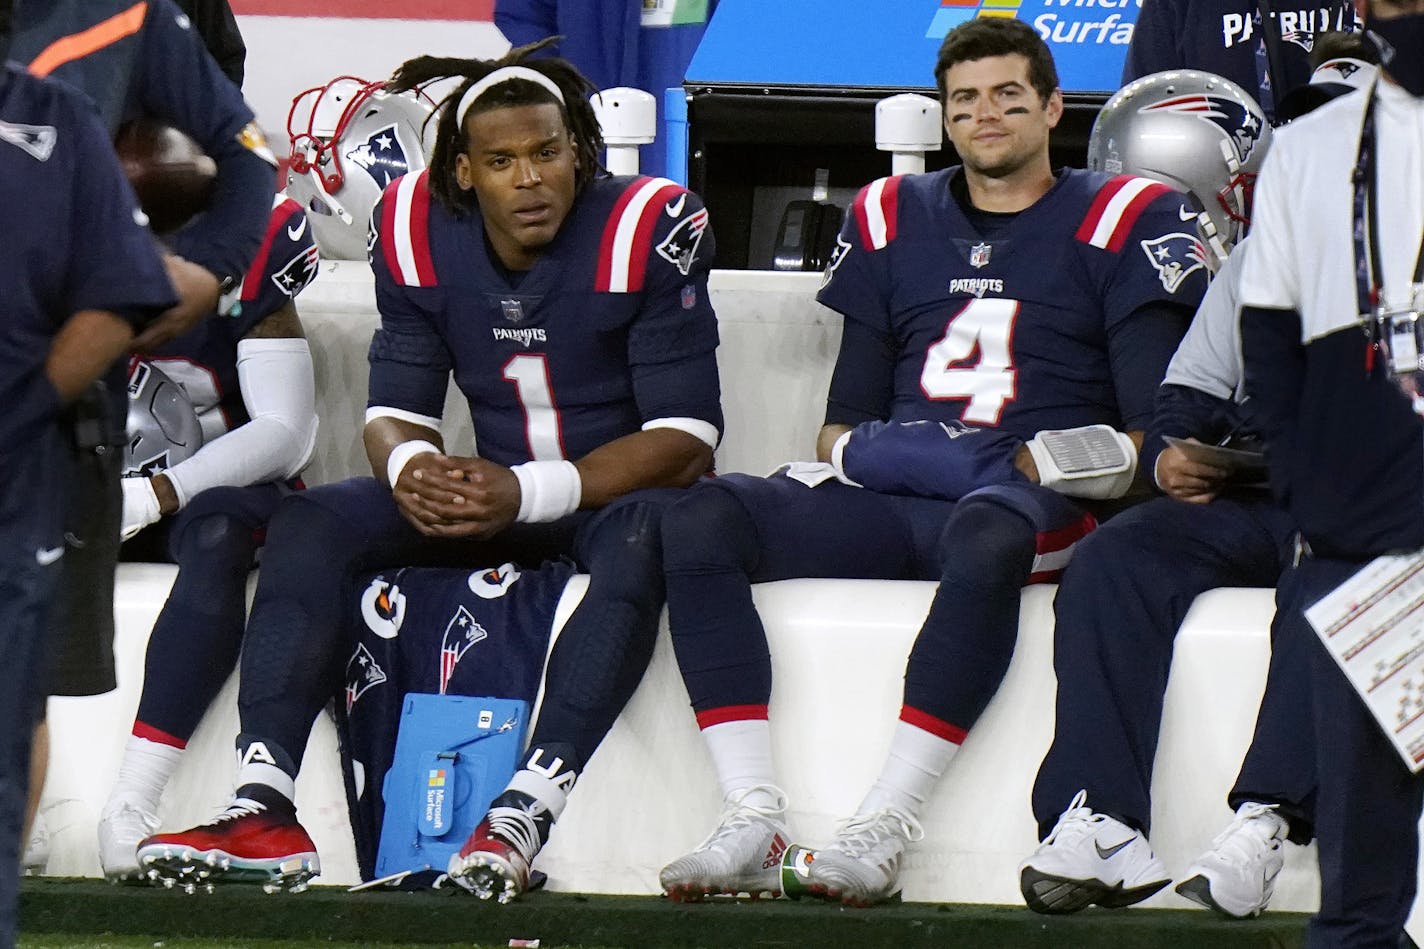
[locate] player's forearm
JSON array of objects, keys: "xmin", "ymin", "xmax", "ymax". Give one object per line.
[
  {"xmin": 46, "ymin": 310, "xmax": 134, "ymax": 402},
  {"xmin": 816, "ymin": 424, "xmax": 852, "ymax": 463},
  {"xmin": 364, "ymin": 415, "xmax": 445, "ymax": 486},
  {"xmin": 165, "ymin": 146, "xmax": 272, "ymax": 284},
  {"xmin": 573, "ymin": 428, "xmax": 713, "ymax": 508}
]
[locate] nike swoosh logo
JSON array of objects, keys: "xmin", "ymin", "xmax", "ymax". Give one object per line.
[
  {"xmin": 288, "ymin": 217, "xmax": 308, "ymax": 241},
  {"xmin": 665, "ymin": 193, "xmax": 687, "ymax": 218},
  {"xmin": 1178, "ymin": 205, "xmax": 1199, "ymax": 222},
  {"xmin": 1095, "ymin": 838, "xmax": 1134, "ymax": 860},
  {"xmin": 35, "ymin": 546, "xmax": 63, "ymax": 566}
]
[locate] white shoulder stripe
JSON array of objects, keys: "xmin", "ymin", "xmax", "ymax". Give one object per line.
[
  {"xmin": 607, "ymin": 177, "xmax": 678, "ymax": 293},
  {"xmin": 393, "ymin": 173, "xmax": 424, "ymax": 287},
  {"xmin": 1086, "ymin": 177, "xmax": 1157, "ymax": 249},
  {"xmin": 864, "ymin": 177, "xmax": 890, "ymax": 250}
]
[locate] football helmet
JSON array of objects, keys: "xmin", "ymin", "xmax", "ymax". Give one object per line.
[
  {"xmin": 286, "ymin": 76, "xmax": 435, "ymax": 260},
  {"xmin": 124, "ymin": 360, "xmax": 203, "ymax": 478},
  {"xmin": 1088, "ymin": 70, "xmax": 1271, "ymax": 269}
]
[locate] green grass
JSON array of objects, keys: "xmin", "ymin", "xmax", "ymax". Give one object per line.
[{"xmin": 20, "ymin": 939, "xmax": 582, "ymax": 949}]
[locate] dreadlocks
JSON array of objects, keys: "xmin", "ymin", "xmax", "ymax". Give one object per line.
[{"xmin": 386, "ymin": 38, "xmax": 604, "ymax": 214}]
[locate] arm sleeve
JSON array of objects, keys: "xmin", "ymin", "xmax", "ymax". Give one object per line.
[
  {"xmin": 626, "ymin": 188, "xmax": 723, "ymax": 432},
  {"xmin": 366, "ymin": 194, "xmax": 452, "ymax": 420},
  {"xmin": 824, "ymin": 316, "xmax": 897, "ymax": 427},
  {"xmin": 1106, "ymin": 300, "xmax": 1196, "ymax": 433},
  {"xmin": 836, "ymin": 420, "xmax": 1025, "ymax": 499},
  {"xmin": 135, "ymin": 0, "xmax": 269, "ymax": 282},
  {"xmin": 1121, "ymin": 0, "xmax": 1182, "ymax": 83}
]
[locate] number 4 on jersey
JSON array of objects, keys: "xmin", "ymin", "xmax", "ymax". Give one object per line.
[{"xmin": 921, "ymin": 298, "xmax": 1020, "ymax": 424}]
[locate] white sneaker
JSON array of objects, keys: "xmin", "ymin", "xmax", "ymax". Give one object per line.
[
  {"xmin": 660, "ymin": 786, "xmax": 790, "ymax": 901},
  {"xmin": 22, "ymin": 813, "xmax": 49, "ymax": 876},
  {"xmin": 1175, "ymin": 801, "xmax": 1288, "ymax": 918},
  {"xmin": 1020, "ymin": 790, "xmax": 1170, "ymax": 914},
  {"xmin": 98, "ymin": 794, "xmax": 161, "ymax": 883},
  {"xmin": 801, "ymin": 807, "xmax": 923, "ymax": 907}
]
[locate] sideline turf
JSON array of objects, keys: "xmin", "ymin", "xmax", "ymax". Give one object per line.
[{"xmin": 21, "ymin": 878, "xmax": 1307, "ymax": 949}]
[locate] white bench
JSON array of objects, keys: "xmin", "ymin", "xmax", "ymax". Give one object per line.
[{"xmin": 41, "ymin": 264, "xmax": 1419, "ymax": 929}]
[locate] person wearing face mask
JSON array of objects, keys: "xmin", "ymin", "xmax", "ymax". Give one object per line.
[{"xmin": 1238, "ymin": 2, "xmax": 1424, "ymax": 946}]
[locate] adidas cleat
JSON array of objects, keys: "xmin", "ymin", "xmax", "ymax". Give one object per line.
[{"xmin": 660, "ymin": 786, "xmax": 790, "ymax": 901}]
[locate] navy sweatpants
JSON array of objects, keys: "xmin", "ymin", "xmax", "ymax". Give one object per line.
[{"xmin": 1032, "ymin": 494, "xmax": 1303, "ymax": 839}]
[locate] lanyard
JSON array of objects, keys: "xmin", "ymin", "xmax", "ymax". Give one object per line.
[{"xmin": 1355, "ymin": 85, "xmax": 1424, "ymax": 371}]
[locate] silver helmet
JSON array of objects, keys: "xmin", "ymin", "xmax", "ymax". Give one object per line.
[
  {"xmin": 124, "ymin": 360, "xmax": 203, "ymax": 478},
  {"xmin": 286, "ymin": 77, "xmax": 436, "ymax": 260},
  {"xmin": 1088, "ymin": 70, "xmax": 1271, "ymax": 268}
]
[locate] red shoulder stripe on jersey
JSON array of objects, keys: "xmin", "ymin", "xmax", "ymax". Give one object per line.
[
  {"xmin": 1076, "ymin": 175, "xmax": 1174, "ymax": 252},
  {"xmin": 595, "ymin": 177, "xmax": 649, "ymax": 292},
  {"xmin": 695, "ymin": 704, "xmax": 770, "ymax": 730},
  {"xmin": 851, "ymin": 176, "xmax": 901, "ymax": 251},
  {"xmin": 380, "ymin": 171, "xmax": 437, "ymax": 287},
  {"xmin": 900, "ymin": 705, "xmax": 968, "ymax": 745},
  {"xmin": 409, "ymin": 172, "xmax": 437, "ymax": 286},
  {"xmin": 240, "ymin": 195, "xmax": 297, "ymax": 302},
  {"xmin": 595, "ymin": 176, "xmax": 683, "ymax": 293}
]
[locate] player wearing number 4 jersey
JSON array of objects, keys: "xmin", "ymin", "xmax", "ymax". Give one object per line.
[
  {"xmin": 657, "ymin": 18, "xmax": 1206, "ymax": 907},
  {"xmin": 136, "ymin": 41, "xmax": 722, "ymax": 899}
]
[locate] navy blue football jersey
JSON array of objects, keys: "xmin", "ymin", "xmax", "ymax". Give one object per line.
[
  {"xmin": 817, "ymin": 168, "xmax": 1208, "ymax": 442},
  {"xmin": 144, "ymin": 195, "xmax": 317, "ymax": 440},
  {"xmin": 336, "ymin": 559, "xmax": 575, "ymax": 879},
  {"xmin": 367, "ymin": 172, "xmax": 722, "ymax": 467},
  {"xmin": 1123, "ymin": 0, "xmax": 1357, "ymax": 117},
  {"xmin": 0, "ymin": 63, "xmax": 175, "ymax": 448}
]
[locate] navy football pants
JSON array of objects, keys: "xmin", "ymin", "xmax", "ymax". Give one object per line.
[
  {"xmin": 1289, "ymin": 557, "xmax": 1423, "ymax": 949},
  {"xmin": 0, "ymin": 429, "xmax": 68, "ymax": 949},
  {"xmin": 664, "ymin": 474, "xmax": 1093, "ymax": 735},
  {"xmin": 1032, "ymin": 495, "xmax": 1304, "ymax": 839},
  {"xmin": 120, "ymin": 483, "xmax": 287, "ymax": 745},
  {"xmin": 236, "ymin": 477, "xmax": 675, "ymax": 778}
]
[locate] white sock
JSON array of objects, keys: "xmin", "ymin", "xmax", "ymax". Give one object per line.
[
  {"xmin": 701, "ymin": 719, "xmax": 781, "ymax": 811},
  {"xmin": 858, "ymin": 718, "xmax": 958, "ymax": 820},
  {"xmin": 109, "ymin": 736, "xmax": 183, "ymax": 812}
]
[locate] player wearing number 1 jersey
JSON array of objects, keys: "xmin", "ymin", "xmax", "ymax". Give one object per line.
[
  {"xmin": 136, "ymin": 43, "xmax": 722, "ymax": 899},
  {"xmin": 658, "ymin": 18, "xmax": 1206, "ymax": 907}
]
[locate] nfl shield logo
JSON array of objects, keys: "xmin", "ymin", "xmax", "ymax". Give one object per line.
[
  {"xmin": 500, "ymin": 299, "xmax": 525, "ymax": 323},
  {"xmin": 970, "ymin": 242, "xmax": 992, "ymax": 269}
]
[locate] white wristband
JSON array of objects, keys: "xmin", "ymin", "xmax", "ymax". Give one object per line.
[
  {"xmin": 386, "ymin": 439, "xmax": 440, "ymax": 487},
  {"xmin": 511, "ymin": 460, "xmax": 582, "ymax": 523}
]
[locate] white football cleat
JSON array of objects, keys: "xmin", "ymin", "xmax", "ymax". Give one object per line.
[
  {"xmin": 1020, "ymin": 790, "xmax": 1170, "ymax": 914},
  {"xmin": 660, "ymin": 785, "xmax": 790, "ymax": 901},
  {"xmin": 800, "ymin": 807, "xmax": 923, "ymax": 907},
  {"xmin": 1175, "ymin": 801, "xmax": 1288, "ymax": 918},
  {"xmin": 98, "ymin": 794, "xmax": 161, "ymax": 883}
]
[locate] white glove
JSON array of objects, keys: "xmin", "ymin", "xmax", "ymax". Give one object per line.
[
  {"xmin": 1025, "ymin": 424, "xmax": 1138, "ymax": 500},
  {"xmin": 121, "ymin": 477, "xmax": 163, "ymax": 541}
]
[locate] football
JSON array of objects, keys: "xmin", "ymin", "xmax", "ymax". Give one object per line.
[{"xmin": 114, "ymin": 117, "xmax": 218, "ymax": 235}]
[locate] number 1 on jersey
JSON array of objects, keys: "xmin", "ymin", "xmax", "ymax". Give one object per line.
[
  {"xmin": 503, "ymin": 354, "xmax": 565, "ymax": 460},
  {"xmin": 920, "ymin": 297, "xmax": 1020, "ymax": 424}
]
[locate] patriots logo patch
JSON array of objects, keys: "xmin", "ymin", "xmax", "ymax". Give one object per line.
[
  {"xmin": 821, "ymin": 236, "xmax": 852, "ymax": 290},
  {"xmin": 346, "ymin": 123, "xmax": 412, "ymax": 189},
  {"xmin": 271, "ymin": 244, "xmax": 320, "ymax": 297},
  {"xmin": 1139, "ymin": 94, "xmax": 1265, "ymax": 166},
  {"xmin": 0, "ymin": 120, "xmax": 56, "ymax": 161},
  {"xmin": 1281, "ymin": 29, "xmax": 1313, "ymax": 51},
  {"xmin": 1140, "ymin": 232, "xmax": 1208, "ymax": 293},
  {"xmin": 360, "ymin": 577, "xmax": 406, "ymax": 640},
  {"xmin": 439, "ymin": 606, "xmax": 489, "ymax": 694},
  {"xmin": 656, "ymin": 206, "xmax": 709, "ymax": 275},
  {"xmin": 345, "ymin": 643, "xmax": 387, "ymax": 712}
]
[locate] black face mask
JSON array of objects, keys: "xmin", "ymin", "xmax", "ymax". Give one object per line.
[{"xmin": 1369, "ymin": 14, "xmax": 1424, "ymax": 98}]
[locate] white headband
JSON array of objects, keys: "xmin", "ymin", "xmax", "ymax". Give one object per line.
[{"xmin": 455, "ymin": 66, "xmax": 566, "ymax": 127}]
